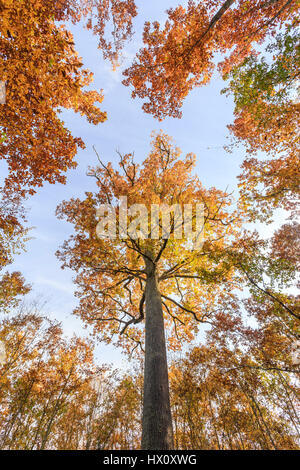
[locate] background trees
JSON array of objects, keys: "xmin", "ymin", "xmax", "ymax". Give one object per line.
[
  {"xmin": 0, "ymin": 307, "xmax": 97, "ymax": 450},
  {"xmin": 1, "ymin": 306, "xmax": 297, "ymax": 450},
  {"xmin": 170, "ymin": 343, "xmax": 299, "ymax": 450},
  {"xmin": 0, "ymin": 195, "xmax": 30, "ymax": 311}
]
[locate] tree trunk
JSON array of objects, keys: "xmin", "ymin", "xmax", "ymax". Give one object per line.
[{"xmin": 141, "ymin": 257, "xmax": 174, "ymax": 449}]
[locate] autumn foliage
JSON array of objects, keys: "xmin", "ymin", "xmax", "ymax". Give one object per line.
[
  {"xmin": 1, "ymin": 305, "xmax": 298, "ymax": 450},
  {"xmin": 0, "ymin": 0, "xmax": 299, "ymax": 451},
  {"xmin": 0, "ymin": 194, "xmax": 30, "ymax": 310},
  {"xmin": 56, "ymin": 132, "xmax": 241, "ymax": 354},
  {"xmin": 0, "ymin": 0, "xmax": 108, "ymax": 195},
  {"xmin": 223, "ymin": 24, "xmax": 300, "ymax": 217},
  {"xmin": 123, "ymin": 0, "xmax": 297, "ymax": 119}
]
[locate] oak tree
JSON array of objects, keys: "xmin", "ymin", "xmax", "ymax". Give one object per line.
[{"xmin": 56, "ymin": 131, "xmax": 242, "ymax": 449}]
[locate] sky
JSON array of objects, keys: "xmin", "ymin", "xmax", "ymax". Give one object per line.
[{"xmin": 7, "ymin": 1, "xmax": 287, "ymax": 369}]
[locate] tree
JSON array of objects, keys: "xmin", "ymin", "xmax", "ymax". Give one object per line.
[
  {"xmin": 224, "ymin": 227, "xmax": 300, "ymax": 324},
  {"xmin": 0, "ymin": 194, "xmax": 30, "ymax": 311},
  {"xmin": 1, "ymin": 300, "xmax": 298, "ymax": 449},
  {"xmin": 56, "ymin": 131, "xmax": 242, "ymax": 449},
  {"xmin": 84, "ymin": 0, "xmax": 138, "ymax": 67},
  {"xmin": 123, "ymin": 0, "xmax": 297, "ymax": 119},
  {"xmin": 0, "ymin": 307, "xmax": 101, "ymax": 450},
  {"xmin": 0, "ymin": 305, "xmax": 142, "ymax": 450},
  {"xmin": 222, "ymin": 25, "xmax": 300, "ymax": 218},
  {"xmin": 0, "ymin": 0, "xmax": 108, "ymax": 196},
  {"xmin": 170, "ymin": 343, "xmax": 299, "ymax": 449}
]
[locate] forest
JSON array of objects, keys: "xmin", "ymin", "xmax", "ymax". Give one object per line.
[{"xmin": 0, "ymin": 0, "xmax": 299, "ymax": 451}]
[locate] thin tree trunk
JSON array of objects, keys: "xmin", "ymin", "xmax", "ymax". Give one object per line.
[{"xmin": 141, "ymin": 255, "xmax": 174, "ymax": 449}]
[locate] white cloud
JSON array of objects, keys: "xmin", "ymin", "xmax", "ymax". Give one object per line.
[{"xmin": 35, "ymin": 277, "xmax": 75, "ymax": 295}]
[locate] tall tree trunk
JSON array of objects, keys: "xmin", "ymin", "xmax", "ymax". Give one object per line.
[{"xmin": 141, "ymin": 256, "xmax": 174, "ymax": 449}]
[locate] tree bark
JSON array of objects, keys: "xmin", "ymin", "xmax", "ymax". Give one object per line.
[{"xmin": 141, "ymin": 256, "xmax": 174, "ymax": 449}]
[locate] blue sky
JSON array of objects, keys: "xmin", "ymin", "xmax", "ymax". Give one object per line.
[{"xmin": 8, "ymin": 1, "xmax": 286, "ymax": 368}]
